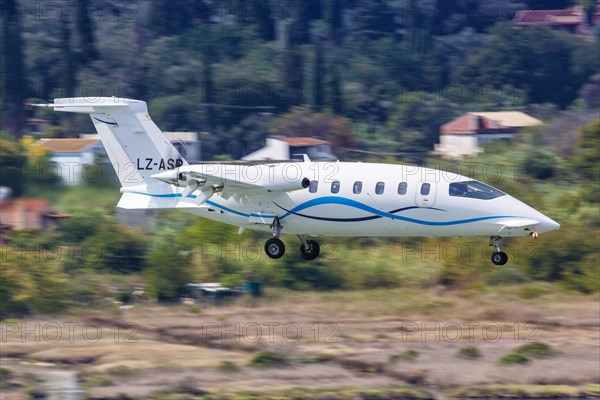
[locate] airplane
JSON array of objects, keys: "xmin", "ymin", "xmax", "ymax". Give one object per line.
[{"xmin": 35, "ymin": 97, "xmax": 560, "ymax": 265}]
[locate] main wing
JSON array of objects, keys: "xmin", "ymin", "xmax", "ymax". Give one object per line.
[{"xmin": 151, "ymin": 163, "xmax": 310, "ymax": 205}]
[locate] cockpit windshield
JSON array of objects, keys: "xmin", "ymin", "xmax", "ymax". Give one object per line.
[{"xmin": 449, "ymin": 181, "xmax": 505, "ymax": 200}]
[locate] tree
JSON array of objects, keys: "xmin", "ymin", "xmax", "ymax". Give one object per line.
[
  {"xmin": 351, "ymin": 0, "xmax": 396, "ymax": 40},
  {"xmin": 271, "ymin": 105, "xmax": 357, "ymax": 151},
  {"xmin": 60, "ymin": 18, "xmax": 76, "ymax": 98},
  {"xmin": 571, "ymin": 120, "xmax": 600, "ymax": 181},
  {"xmin": 312, "ymin": 40, "xmax": 325, "ymax": 112},
  {"xmin": 457, "ymin": 24, "xmax": 599, "ymax": 108},
  {"xmin": 1, "ymin": 248, "xmax": 71, "ymax": 317},
  {"xmin": 285, "ymin": 0, "xmax": 319, "ymax": 45},
  {"xmin": 255, "ymin": 0, "xmax": 275, "ymax": 40},
  {"xmin": 281, "ymin": 44, "xmax": 305, "ymax": 105},
  {"xmin": 76, "ymin": 0, "xmax": 98, "ymax": 64},
  {"xmin": 1, "ymin": 0, "xmax": 26, "ymax": 137},
  {"xmin": 148, "ymin": 1, "xmax": 212, "ymax": 37},
  {"xmin": 0, "ymin": 136, "xmax": 26, "ymax": 196},
  {"xmin": 520, "ymin": 0, "xmax": 574, "ymax": 9},
  {"xmin": 323, "ymin": 0, "xmax": 343, "ymax": 45},
  {"xmin": 82, "ymin": 220, "xmax": 148, "ymax": 273},
  {"xmin": 386, "ymin": 92, "xmax": 459, "ymax": 152},
  {"xmin": 145, "ymin": 242, "xmax": 192, "ymax": 302},
  {"xmin": 325, "ymin": 64, "xmax": 344, "ymax": 115}
]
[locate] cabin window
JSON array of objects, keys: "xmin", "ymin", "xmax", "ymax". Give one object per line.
[
  {"xmin": 398, "ymin": 182, "xmax": 407, "ymax": 195},
  {"xmin": 309, "ymin": 180, "xmax": 319, "ymax": 193},
  {"xmin": 375, "ymin": 181, "xmax": 385, "ymax": 195},
  {"xmin": 353, "ymin": 181, "xmax": 362, "ymax": 194},
  {"xmin": 420, "ymin": 183, "xmax": 431, "ymax": 195},
  {"xmin": 331, "ymin": 180, "xmax": 340, "ymax": 194},
  {"xmin": 449, "ymin": 180, "xmax": 505, "ymax": 200}
]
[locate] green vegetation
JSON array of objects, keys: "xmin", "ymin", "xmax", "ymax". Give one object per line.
[
  {"xmin": 456, "ymin": 345, "xmax": 482, "ymax": 360},
  {"xmin": 83, "ymin": 372, "xmax": 112, "ymax": 388},
  {"xmin": 248, "ymin": 351, "xmax": 288, "ymax": 368},
  {"xmin": 0, "ymin": 367, "xmax": 16, "ymax": 389},
  {"xmin": 399, "ymin": 349, "xmax": 420, "ymax": 361},
  {"xmin": 218, "ymin": 361, "xmax": 240, "ymax": 373},
  {"xmin": 515, "ymin": 342, "xmax": 556, "ymax": 358},
  {"xmin": 498, "ymin": 353, "xmax": 530, "ymax": 365},
  {"xmin": 451, "ymin": 384, "xmax": 599, "ymax": 399},
  {"xmin": 146, "ymin": 385, "xmax": 434, "ymax": 400}
]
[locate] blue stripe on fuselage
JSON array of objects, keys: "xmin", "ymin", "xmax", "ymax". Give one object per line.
[{"xmin": 130, "ymin": 192, "xmax": 521, "ymax": 226}]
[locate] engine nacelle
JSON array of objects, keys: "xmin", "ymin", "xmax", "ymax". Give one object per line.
[{"xmin": 260, "ymin": 177, "xmax": 310, "ymax": 192}]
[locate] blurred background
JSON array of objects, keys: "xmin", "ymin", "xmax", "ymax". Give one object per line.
[{"xmin": 0, "ymin": 1, "xmax": 599, "ymax": 399}]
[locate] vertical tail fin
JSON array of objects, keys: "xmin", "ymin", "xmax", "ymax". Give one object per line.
[{"xmin": 36, "ymin": 97, "xmax": 188, "ymax": 188}]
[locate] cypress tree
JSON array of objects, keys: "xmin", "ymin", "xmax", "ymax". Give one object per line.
[
  {"xmin": 312, "ymin": 40, "xmax": 325, "ymax": 112},
  {"xmin": 324, "ymin": 0, "xmax": 343, "ymax": 45},
  {"xmin": 60, "ymin": 18, "xmax": 76, "ymax": 99},
  {"xmin": 256, "ymin": 0, "xmax": 275, "ymax": 40},
  {"xmin": 76, "ymin": 0, "xmax": 97, "ymax": 64},
  {"xmin": 326, "ymin": 64, "xmax": 343, "ymax": 115},
  {"xmin": 281, "ymin": 46, "xmax": 304, "ymax": 105},
  {"xmin": 1, "ymin": 0, "xmax": 26, "ymax": 137}
]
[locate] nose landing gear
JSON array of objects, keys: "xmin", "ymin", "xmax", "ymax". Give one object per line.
[{"xmin": 490, "ymin": 236, "xmax": 508, "ymax": 265}]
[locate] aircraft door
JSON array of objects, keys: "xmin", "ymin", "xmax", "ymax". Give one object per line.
[{"xmin": 415, "ymin": 181, "xmax": 436, "ymax": 207}]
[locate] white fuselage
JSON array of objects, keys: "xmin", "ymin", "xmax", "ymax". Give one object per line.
[{"xmin": 156, "ymin": 161, "xmax": 559, "ymax": 238}]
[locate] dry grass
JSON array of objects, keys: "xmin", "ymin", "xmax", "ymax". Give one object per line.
[{"xmin": 1, "ymin": 286, "xmax": 598, "ymax": 399}]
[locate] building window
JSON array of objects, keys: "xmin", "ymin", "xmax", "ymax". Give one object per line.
[
  {"xmin": 420, "ymin": 183, "xmax": 431, "ymax": 196},
  {"xmin": 353, "ymin": 181, "xmax": 362, "ymax": 194},
  {"xmin": 398, "ymin": 182, "xmax": 407, "ymax": 195},
  {"xmin": 331, "ymin": 180, "xmax": 340, "ymax": 194},
  {"xmin": 375, "ymin": 182, "xmax": 385, "ymax": 195},
  {"xmin": 309, "ymin": 180, "xmax": 318, "ymax": 193}
]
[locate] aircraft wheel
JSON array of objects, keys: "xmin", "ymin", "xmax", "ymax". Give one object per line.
[
  {"xmin": 491, "ymin": 251, "xmax": 508, "ymax": 266},
  {"xmin": 265, "ymin": 238, "xmax": 285, "ymax": 259},
  {"xmin": 300, "ymin": 240, "xmax": 320, "ymax": 261}
]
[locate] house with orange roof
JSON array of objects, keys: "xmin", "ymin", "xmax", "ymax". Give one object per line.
[
  {"xmin": 33, "ymin": 138, "xmax": 107, "ymax": 185},
  {"xmin": 433, "ymin": 111, "xmax": 542, "ymax": 158},
  {"xmin": 513, "ymin": 3, "xmax": 600, "ymax": 37},
  {"xmin": 34, "ymin": 132, "xmax": 202, "ymax": 185},
  {"xmin": 0, "ymin": 198, "xmax": 69, "ymax": 231}
]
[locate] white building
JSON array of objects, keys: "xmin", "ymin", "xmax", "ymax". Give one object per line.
[
  {"xmin": 34, "ymin": 132, "xmax": 201, "ymax": 185},
  {"xmin": 34, "ymin": 138, "xmax": 106, "ymax": 185},
  {"xmin": 433, "ymin": 112, "xmax": 542, "ymax": 158},
  {"xmin": 243, "ymin": 136, "xmax": 337, "ymax": 161}
]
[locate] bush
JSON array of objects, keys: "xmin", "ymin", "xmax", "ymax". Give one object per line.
[
  {"xmin": 522, "ymin": 147, "xmax": 561, "ymax": 180},
  {"xmin": 248, "ymin": 351, "xmax": 288, "ymax": 368},
  {"xmin": 498, "ymin": 353, "xmax": 529, "ymax": 365},
  {"xmin": 84, "ymin": 373, "xmax": 112, "ymax": 388},
  {"xmin": 0, "ymin": 367, "xmax": 15, "ymax": 389},
  {"xmin": 486, "ymin": 268, "xmax": 530, "ymax": 286},
  {"xmin": 387, "ymin": 349, "xmax": 420, "ymax": 364},
  {"xmin": 145, "ymin": 243, "xmax": 192, "ymax": 302},
  {"xmin": 187, "ymin": 305, "xmax": 202, "ymax": 314},
  {"xmin": 515, "ymin": 342, "xmax": 555, "ymax": 358},
  {"xmin": 456, "ymin": 345, "xmax": 482, "ymax": 360},
  {"xmin": 218, "ymin": 361, "xmax": 240, "ymax": 372}
]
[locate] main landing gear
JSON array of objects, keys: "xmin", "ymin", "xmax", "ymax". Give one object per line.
[
  {"xmin": 490, "ymin": 236, "xmax": 508, "ymax": 265},
  {"xmin": 264, "ymin": 218, "xmax": 320, "ymax": 260}
]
